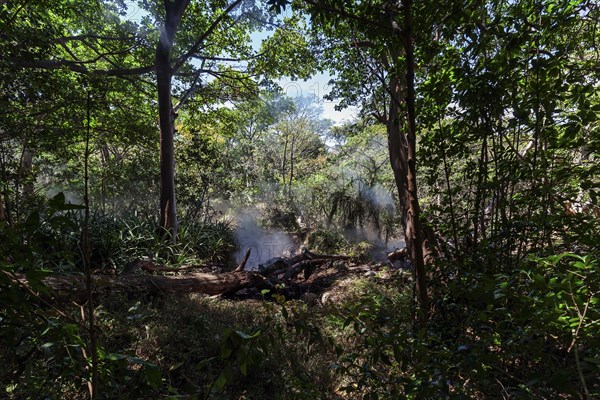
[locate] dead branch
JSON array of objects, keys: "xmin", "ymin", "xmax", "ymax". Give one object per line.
[
  {"xmin": 235, "ymin": 248, "xmax": 251, "ymax": 272},
  {"xmin": 283, "ymin": 259, "xmax": 329, "ymax": 281}
]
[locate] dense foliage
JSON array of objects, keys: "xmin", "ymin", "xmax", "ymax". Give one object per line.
[{"xmin": 1, "ymin": 0, "xmax": 598, "ymax": 398}]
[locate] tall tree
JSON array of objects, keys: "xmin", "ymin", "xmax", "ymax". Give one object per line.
[
  {"xmin": 415, "ymin": 0, "xmax": 600, "ymax": 260},
  {"xmin": 268, "ymin": 96, "xmax": 329, "ymax": 201},
  {"xmin": 2, "ymin": 0, "xmax": 266, "ymax": 240},
  {"xmin": 280, "ymin": 0, "xmax": 432, "ymax": 315},
  {"xmin": 155, "ymin": 0, "xmax": 190, "ymax": 241}
]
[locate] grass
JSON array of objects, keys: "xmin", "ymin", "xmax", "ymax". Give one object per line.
[
  {"xmin": 2, "ymin": 211, "xmax": 596, "ymax": 399},
  {"xmin": 84, "ymin": 269, "xmax": 413, "ymax": 399},
  {"xmin": 94, "ymin": 292, "xmax": 343, "ymax": 399}
]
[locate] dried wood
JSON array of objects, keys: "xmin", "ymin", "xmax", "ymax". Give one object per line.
[
  {"xmin": 12, "ymin": 271, "xmax": 270, "ymax": 300},
  {"xmin": 8, "ymin": 250, "xmax": 353, "ymax": 300},
  {"xmin": 235, "ymin": 248, "xmax": 251, "ymax": 272}
]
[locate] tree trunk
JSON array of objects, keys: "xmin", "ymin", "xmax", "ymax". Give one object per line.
[
  {"xmin": 0, "ymin": 196, "xmax": 5, "ymax": 222},
  {"xmin": 21, "ymin": 147, "xmax": 33, "ymax": 196},
  {"xmin": 0, "ymin": 140, "xmax": 11, "ymax": 225},
  {"xmin": 288, "ymin": 132, "xmax": 295, "ymax": 200},
  {"xmin": 281, "ymin": 132, "xmax": 289, "ymax": 193},
  {"xmin": 157, "ymin": 0, "xmax": 190, "ymax": 242},
  {"xmin": 7, "ymin": 250, "xmax": 352, "ymax": 301},
  {"xmin": 1, "ymin": 190, "xmax": 13, "ymax": 226},
  {"xmin": 385, "ymin": 0, "xmax": 429, "ymax": 319},
  {"xmin": 100, "ymin": 143, "xmax": 110, "ymax": 213},
  {"xmin": 386, "ymin": 78, "xmax": 428, "ymax": 318},
  {"xmin": 10, "ymin": 271, "xmax": 269, "ymax": 301},
  {"xmin": 402, "ymin": 0, "xmax": 428, "ymax": 317}
]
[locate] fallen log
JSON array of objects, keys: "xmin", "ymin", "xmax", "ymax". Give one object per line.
[
  {"xmin": 387, "ymin": 247, "xmax": 408, "ymax": 262},
  {"xmin": 6, "ymin": 250, "xmax": 355, "ymax": 300},
  {"xmin": 10, "ymin": 271, "xmax": 271, "ymax": 300},
  {"xmin": 303, "ymin": 249, "xmax": 351, "ymax": 261},
  {"xmin": 122, "ymin": 258, "xmax": 225, "ymax": 274},
  {"xmin": 257, "ymin": 249, "xmax": 349, "ymax": 276},
  {"xmin": 282, "ymin": 259, "xmax": 329, "ymax": 281}
]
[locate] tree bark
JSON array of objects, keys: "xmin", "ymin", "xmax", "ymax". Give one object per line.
[
  {"xmin": 12, "ymin": 271, "xmax": 270, "ymax": 301},
  {"xmin": 21, "ymin": 147, "xmax": 33, "ymax": 196},
  {"xmin": 1, "ymin": 190, "xmax": 13, "ymax": 226},
  {"xmin": 385, "ymin": 0, "xmax": 429, "ymax": 319},
  {"xmin": 0, "ymin": 139, "xmax": 13, "ymax": 225},
  {"xmin": 288, "ymin": 131, "xmax": 295, "ymax": 200},
  {"xmin": 0, "ymin": 196, "xmax": 5, "ymax": 222},
  {"xmin": 281, "ymin": 131, "xmax": 289, "ymax": 193},
  {"xmin": 157, "ymin": 0, "xmax": 190, "ymax": 242},
  {"xmin": 386, "ymin": 77, "xmax": 428, "ymax": 318},
  {"xmin": 402, "ymin": 0, "xmax": 428, "ymax": 316}
]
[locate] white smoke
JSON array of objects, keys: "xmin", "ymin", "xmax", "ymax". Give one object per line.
[
  {"xmin": 46, "ymin": 187, "xmax": 82, "ymax": 206},
  {"xmin": 361, "ymin": 184, "xmax": 394, "ymax": 209},
  {"xmin": 233, "ymin": 212, "xmax": 298, "ymax": 270}
]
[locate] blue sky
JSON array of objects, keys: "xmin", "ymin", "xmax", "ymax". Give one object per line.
[{"xmin": 272, "ymin": 69, "xmax": 357, "ymax": 126}]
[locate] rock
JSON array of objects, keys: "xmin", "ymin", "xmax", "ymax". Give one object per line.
[{"xmin": 321, "ymin": 292, "xmax": 332, "ymax": 305}]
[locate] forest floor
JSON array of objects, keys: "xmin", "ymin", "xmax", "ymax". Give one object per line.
[
  {"xmin": 90, "ymin": 252, "xmax": 413, "ymax": 399},
  {"xmin": 9, "ymin": 220, "xmax": 593, "ymax": 399}
]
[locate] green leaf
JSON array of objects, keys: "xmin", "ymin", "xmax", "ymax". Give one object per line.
[
  {"xmin": 239, "ymin": 358, "xmax": 248, "ymax": 375},
  {"xmin": 214, "ymin": 371, "xmax": 228, "ymax": 390},
  {"xmin": 107, "ymin": 353, "xmax": 126, "ymax": 361},
  {"xmin": 583, "ymin": 358, "xmax": 600, "ymax": 366},
  {"xmin": 144, "ymin": 364, "xmax": 162, "ymax": 389},
  {"xmin": 41, "ymin": 342, "xmax": 55, "ymax": 350},
  {"xmin": 214, "ymin": 366, "xmax": 233, "ymax": 390},
  {"xmin": 166, "ymin": 361, "xmax": 183, "ymax": 373},
  {"xmin": 234, "ymin": 329, "xmax": 261, "ymax": 341}
]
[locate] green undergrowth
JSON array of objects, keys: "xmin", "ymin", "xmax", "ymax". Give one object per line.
[
  {"xmin": 1, "ymin": 195, "xmax": 597, "ymax": 399},
  {"xmin": 87, "ymin": 214, "xmax": 237, "ymax": 270},
  {"xmin": 2, "ymin": 255, "xmax": 597, "ymax": 398},
  {"xmin": 0, "ymin": 194, "xmax": 237, "ymax": 275},
  {"xmin": 87, "ymin": 273, "xmax": 412, "ymax": 400},
  {"xmin": 94, "ymin": 293, "xmax": 333, "ymax": 399},
  {"xmin": 304, "ymin": 228, "xmax": 376, "ymax": 262}
]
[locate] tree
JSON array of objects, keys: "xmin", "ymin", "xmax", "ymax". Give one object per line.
[
  {"xmin": 320, "ymin": 122, "xmax": 397, "ymax": 237},
  {"xmin": 415, "ymin": 0, "xmax": 600, "ymax": 260},
  {"xmin": 280, "ymin": 0, "xmax": 431, "ymax": 315},
  {"xmin": 2, "ymin": 0, "xmax": 272, "ymax": 240},
  {"xmin": 1, "ymin": 0, "xmax": 161, "ymax": 222},
  {"xmin": 267, "ymin": 96, "xmax": 330, "ymax": 200},
  {"xmin": 155, "ymin": 0, "xmax": 190, "ymax": 241},
  {"xmin": 151, "ymin": 0, "xmax": 260, "ymax": 240}
]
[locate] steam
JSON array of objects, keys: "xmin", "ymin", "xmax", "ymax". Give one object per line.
[
  {"xmin": 360, "ymin": 184, "xmax": 394, "ymax": 209},
  {"xmin": 234, "ymin": 212, "xmax": 297, "ymax": 270},
  {"xmin": 46, "ymin": 187, "xmax": 82, "ymax": 206}
]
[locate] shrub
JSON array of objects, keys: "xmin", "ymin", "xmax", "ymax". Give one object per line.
[{"xmin": 304, "ymin": 229, "xmax": 349, "ymax": 254}]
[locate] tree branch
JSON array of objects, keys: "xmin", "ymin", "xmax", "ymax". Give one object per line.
[
  {"xmin": 172, "ymin": 0, "xmax": 243, "ymax": 73},
  {"xmin": 173, "ymin": 60, "xmax": 205, "ymax": 111},
  {"xmin": 54, "ymin": 33, "xmax": 149, "ymax": 44},
  {"xmin": 301, "ymin": 0, "xmax": 390, "ymax": 32},
  {"xmin": 8, "ymin": 58, "xmax": 155, "ymax": 76}
]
